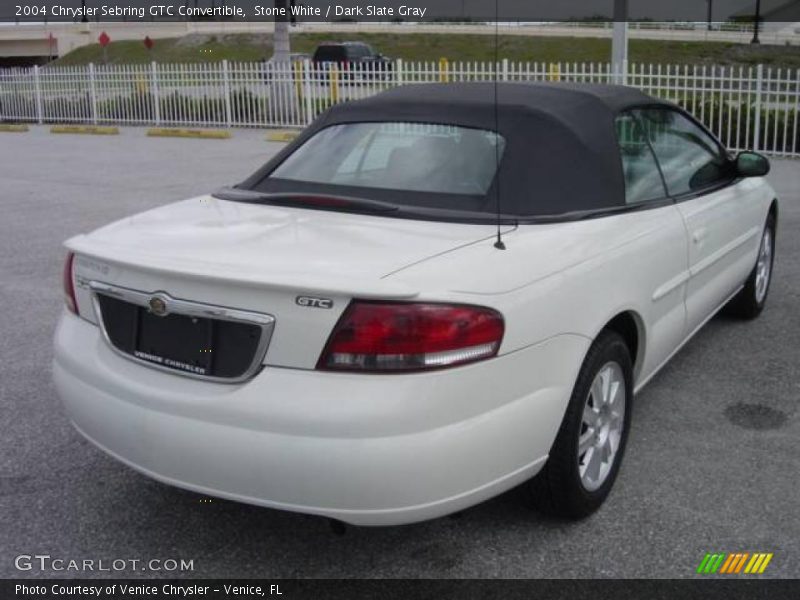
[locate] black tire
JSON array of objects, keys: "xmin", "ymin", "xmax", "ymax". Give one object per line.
[
  {"xmin": 524, "ymin": 331, "xmax": 633, "ymax": 519},
  {"xmin": 723, "ymin": 214, "xmax": 776, "ymax": 320}
]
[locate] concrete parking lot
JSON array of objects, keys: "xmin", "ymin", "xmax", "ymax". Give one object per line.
[{"xmin": 0, "ymin": 126, "xmax": 798, "ymax": 579}]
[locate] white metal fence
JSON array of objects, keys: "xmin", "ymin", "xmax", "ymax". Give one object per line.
[{"xmin": 1, "ymin": 59, "xmax": 798, "ymax": 156}]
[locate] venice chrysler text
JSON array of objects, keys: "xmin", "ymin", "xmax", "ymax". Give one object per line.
[{"xmin": 15, "ymin": 584, "xmax": 272, "ymax": 597}]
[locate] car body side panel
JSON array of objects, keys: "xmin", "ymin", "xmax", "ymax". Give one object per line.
[
  {"xmin": 387, "ymin": 204, "xmax": 691, "ymax": 387},
  {"xmin": 675, "ymin": 177, "xmax": 775, "ymax": 333}
]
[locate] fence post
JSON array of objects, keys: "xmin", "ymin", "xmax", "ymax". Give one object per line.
[
  {"xmin": 753, "ymin": 63, "xmax": 763, "ymax": 152},
  {"xmin": 302, "ymin": 60, "xmax": 314, "ymax": 126},
  {"xmin": 502, "ymin": 58, "xmax": 509, "ymax": 81},
  {"xmin": 151, "ymin": 61, "xmax": 161, "ymax": 126},
  {"xmin": 293, "ymin": 60, "xmax": 304, "ymax": 114},
  {"xmin": 395, "ymin": 58, "xmax": 403, "ymax": 86},
  {"xmin": 33, "ymin": 65, "xmax": 43, "ymax": 124},
  {"xmin": 222, "ymin": 59, "xmax": 232, "ymax": 128},
  {"xmin": 88, "ymin": 63, "xmax": 98, "ymax": 125}
]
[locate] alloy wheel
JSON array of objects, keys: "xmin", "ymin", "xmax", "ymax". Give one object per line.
[
  {"xmin": 754, "ymin": 228, "xmax": 773, "ymax": 304},
  {"xmin": 578, "ymin": 361, "xmax": 626, "ymax": 492}
]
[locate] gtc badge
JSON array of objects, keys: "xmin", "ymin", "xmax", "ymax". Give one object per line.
[
  {"xmin": 149, "ymin": 296, "xmax": 169, "ymax": 316},
  {"xmin": 296, "ymin": 295, "xmax": 334, "ymax": 309}
]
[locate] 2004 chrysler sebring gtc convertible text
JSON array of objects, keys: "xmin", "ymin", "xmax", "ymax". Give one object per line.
[{"xmin": 54, "ymin": 83, "xmax": 777, "ymax": 525}]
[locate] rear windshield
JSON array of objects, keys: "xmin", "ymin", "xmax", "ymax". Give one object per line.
[
  {"xmin": 313, "ymin": 46, "xmax": 347, "ymax": 62},
  {"xmin": 267, "ymin": 122, "xmax": 505, "ymax": 197}
]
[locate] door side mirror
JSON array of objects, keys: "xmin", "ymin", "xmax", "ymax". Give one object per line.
[{"xmin": 736, "ymin": 151, "xmax": 770, "ymax": 178}]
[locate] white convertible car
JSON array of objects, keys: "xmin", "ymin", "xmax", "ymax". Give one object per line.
[{"xmin": 54, "ymin": 83, "xmax": 777, "ymax": 525}]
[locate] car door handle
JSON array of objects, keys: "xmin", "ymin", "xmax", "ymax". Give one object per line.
[{"xmin": 692, "ymin": 228, "xmax": 708, "ymax": 244}]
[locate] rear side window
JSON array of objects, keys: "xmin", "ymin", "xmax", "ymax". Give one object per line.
[
  {"xmin": 615, "ymin": 113, "xmax": 667, "ymax": 204},
  {"xmin": 633, "ymin": 108, "xmax": 734, "ymax": 196},
  {"xmin": 313, "ymin": 46, "xmax": 346, "ymax": 62},
  {"xmin": 347, "ymin": 45, "xmax": 367, "ymax": 59},
  {"xmin": 269, "ymin": 122, "xmax": 505, "ymax": 196}
]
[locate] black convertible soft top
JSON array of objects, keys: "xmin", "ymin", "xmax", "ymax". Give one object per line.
[{"xmin": 240, "ymin": 82, "xmax": 674, "ymax": 218}]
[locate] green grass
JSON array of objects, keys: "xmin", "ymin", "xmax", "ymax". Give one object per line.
[{"xmin": 52, "ymin": 32, "xmax": 800, "ymax": 69}]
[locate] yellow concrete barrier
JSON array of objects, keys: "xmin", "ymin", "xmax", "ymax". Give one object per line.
[
  {"xmin": 330, "ymin": 65, "xmax": 340, "ymax": 104},
  {"xmin": 439, "ymin": 57, "xmax": 450, "ymax": 82},
  {"xmin": 50, "ymin": 125, "xmax": 119, "ymax": 135},
  {"xmin": 266, "ymin": 130, "xmax": 300, "ymax": 143},
  {"xmin": 0, "ymin": 124, "xmax": 29, "ymax": 132},
  {"xmin": 146, "ymin": 128, "xmax": 231, "ymax": 139}
]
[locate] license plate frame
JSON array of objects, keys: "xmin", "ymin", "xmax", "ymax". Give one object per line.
[{"xmin": 90, "ymin": 281, "xmax": 276, "ymax": 383}]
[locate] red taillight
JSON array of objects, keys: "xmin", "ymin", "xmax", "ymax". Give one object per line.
[
  {"xmin": 317, "ymin": 301, "xmax": 504, "ymax": 372},
  {"xmin": 63, "ymin": 252, "xmax": 77, "ymax": 314}
]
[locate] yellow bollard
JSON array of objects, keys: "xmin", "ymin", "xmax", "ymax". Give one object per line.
[
  {"xmin": 330, "ymin": 65, "xmax": 339, "ymax": 104},
  {"xmin": 135, "ymin": 77, "xmax": 149, "ymax": 94},
  {"xmin": 294, "ymin": 60, "xmax": 303, "ymax": 102},
  {"xmin": 439, "ymin": 57, "xmax": 450, "ymax": 83}
]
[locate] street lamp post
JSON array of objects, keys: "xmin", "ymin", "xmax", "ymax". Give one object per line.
[
  {"xmin": 751, "ymin": 0, "xmax": 762, "ymax": 44},
  {"xmin": 706, "ymin": 0, "xmax": 713, "ymax": 31},
  {"xmin": 80, "ymin": 0, "xmax": 88, "ymax": 23}
]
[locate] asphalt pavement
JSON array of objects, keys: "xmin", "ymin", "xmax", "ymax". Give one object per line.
[{"xmin": 0, "ymin": 126, "xmax": 798, "ymax": 578}]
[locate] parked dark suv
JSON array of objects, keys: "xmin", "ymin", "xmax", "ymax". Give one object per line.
[{"xmin": 312, "ymin": 42, "xmax": 393, "ymax": 81}]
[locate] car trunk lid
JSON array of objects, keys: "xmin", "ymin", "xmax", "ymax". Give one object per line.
[{"xmin": 65, "ymin": 196, "xmax": 506, "ymax": 371}]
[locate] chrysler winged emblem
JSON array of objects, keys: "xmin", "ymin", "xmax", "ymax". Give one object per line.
[{"xmin": 148, "ymin": 295, "xmax": 169, "ymax": 317}]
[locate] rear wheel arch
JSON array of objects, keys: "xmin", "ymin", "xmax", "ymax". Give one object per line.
[
  {"xmin": 597, "ymin": 311, "xmax": 645, "ymax": 382},
  {"xmin": 525, "ymin": 328, "xmax": 634, "ymax": 517}
]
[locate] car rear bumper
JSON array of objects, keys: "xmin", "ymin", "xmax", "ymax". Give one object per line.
[{"xmin": 53, "ymin": 312, "xmax": 587, "ymax": 525}]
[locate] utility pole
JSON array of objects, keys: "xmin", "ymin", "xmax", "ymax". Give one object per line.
[
  {"xmin": 751, "ymin": 0, "xmax": 762, "ymax": 44},
  {"xmin": 272, "ymin": 0, "xmax": 290, "ymax": 62},
  {"xmin": 80, "ymin": 0, "xmax": 88, "ymax": 23},
  {"xmin": 611, "ymin": 0, "xmax": 628, "ymax": 85},
  {"xmin": 270, "ymin": 0, "xmax": 295, "ymax": 121},
  {"xmin": 706, "ymin": 0, "xmax": 713, "ymax": 31}
]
